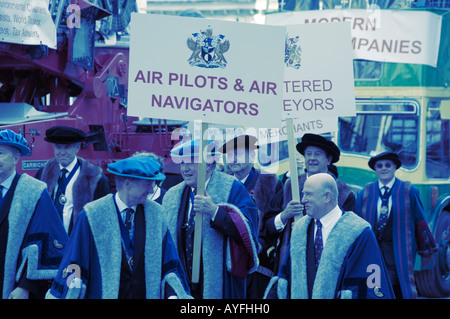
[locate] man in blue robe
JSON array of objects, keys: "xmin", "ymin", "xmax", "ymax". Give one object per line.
[
  {"xmin": 47, "ymin": 156, "xmax": 191, "ymax": 299},
  {"xmin": 163, "ymin": 139, "xmax": 259, "ymax": 299},
  {"xmin": 264, "ymin": 173, "xmax": 394, "ymax": 299},
  {"xmin": 218, "ymin": 133, "xmax": 283, "ymax": 299},
  {"xmin": 356, "ymin": 152, "xmax": 437, "ymax": 299},
  {"xmin": 0, "ymin": 129, "xmax": 68, "ymax": 299},
  {"xmin": 265, "ymin": 134, "xmax": 356, "ymax": 276}
]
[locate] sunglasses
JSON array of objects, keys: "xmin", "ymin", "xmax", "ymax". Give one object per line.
[{"xmin": 375, "ymin": 162, "xmax": 394, "ymax": 169}]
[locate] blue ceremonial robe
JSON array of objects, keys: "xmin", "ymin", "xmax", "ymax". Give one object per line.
[
  {"xmin": 264, "ymin": 211, "xmax": 394, "ymax": 299},
  {"xmin": 163, "ymin": 170, "xmax": 259, "ymax": 299},
  {"xmin": 356, "ymin": 179, "xmax": 436, "ymax": 299},
  {"xmin": 1, "ymin": 173, "xmax": 68, "ymax": 299},
  {"xmin": 47, "ymin": 194, "xmax": 191, "ymax": 299}
]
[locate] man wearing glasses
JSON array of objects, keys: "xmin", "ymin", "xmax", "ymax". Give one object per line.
[{"xmin": 356, "ymin": 152, "xmax": 437, "ymax": 299}]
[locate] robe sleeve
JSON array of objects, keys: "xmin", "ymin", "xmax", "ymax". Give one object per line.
[
  {"xmin": 160, "ymin": 230, "xmax": 192, "ymax": 299},
  {"xmin": 263, "ymin": 242, "xmax": 291, "ymax": 299},
  {"xmin": 46, "ymin": 211, "xmax": 94, "ymax": 299},
  {"xmin": 16, "ymin": 190, "xmax": 68, "ymax": 296},
  {"xmin": 211, "ymin": 180, "xmax": 258, "ymax": 235},
  {"xmin": 355, "ymin": 189, "xmax": 364, "ymax": 216},
  {"xmin": 93, "ymin": 174, "xmax": 112, "ymax": 200},
  {"xmin": 262, "ymin": 184, "xmax": 285, "ymax": 238},
  {"xmin": 341, "ymin": 192, "xmax": 356, "ymax": 212},
  {"xmin": 210, "ymin": 180, "xmax": 259, "ymax": 277},
  {"xmin": 336, "ymin": 228, "xmax": 395, "ymax": 299},
  {"xmin": 409, "ymin": 186, "xmax": 437, "ymax": 266}
]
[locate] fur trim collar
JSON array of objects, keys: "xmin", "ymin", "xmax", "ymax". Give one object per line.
[
  {"xmin": 40, "ymin": 157, "xmax": 103, "ymax": 220},
  {"xmin": 163, "ymin": 170, "xmax": 235, "ymax": 298},
  {"xmin": 84, "ymin": 195, "xmax": 168, "ymax": 298},
  {"xmin": 2, "ymin": 174, "xmax": 46, "ymax": 298}
]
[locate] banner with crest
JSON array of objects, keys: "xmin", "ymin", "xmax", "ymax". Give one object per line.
[
  {"xmin": 266, "ymin": 9, "xmax": 442, "ymax": 68},
  {"xmin": 279, "ymin": 22, "xmax": 356, "ymax": 121},
  {"xmin": 128, "ymin": 13, "xmax": 286, "ymax": 128}
]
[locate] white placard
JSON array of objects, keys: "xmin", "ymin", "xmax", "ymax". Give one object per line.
[
  {"xmin": 0, "ymin": 0, "xmax": 57, "ymax": 49},
  {"xmin": 257, "ymin": 116, "xmax": 338, "ymax": 145},
  {"xmin": 281, "ymin": 22, "xmax": 356, "ymax": 120},
  {"xmin": 267, "ymin": 9, "xmax": 442, "ymax": 67},
  {"xmin": 128, "ymin": 13, "xmax": 286, "ymax": 128},
  {"xmin": 185, "ymin": 116, "xmax": 338, "ymax": 146}
]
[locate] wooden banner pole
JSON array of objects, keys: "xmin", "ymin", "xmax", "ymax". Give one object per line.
[
  {"xmin": 286, "ymin": 118, "xmax": 301, "ymax": 223},
  {"xmin": 192, "ymin": 121, "xmax": 207, "ymax": 283}
]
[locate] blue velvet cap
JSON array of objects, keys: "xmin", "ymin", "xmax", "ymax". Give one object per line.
[
  {"xmin": 0, "ymin": 129, "xmax": 30, "ymax": 156},
  {"xmin": 107, "ymin": 157, "xmax": 166, "ymax": 180}
]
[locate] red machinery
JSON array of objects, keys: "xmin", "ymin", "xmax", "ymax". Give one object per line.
[{"xmin": 0, "ymin": 0, "xmax": 185, "ymax": 188}]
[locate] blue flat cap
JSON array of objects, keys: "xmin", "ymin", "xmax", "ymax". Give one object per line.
[
  {"xmin": 170, "ymin": 139, "xmax": 221, "ymax": 161},
  {"xmin": 107, "ymin": 157, "xmax": 166, "ymax": 180},
  {"xmin": 0, "ymin": 129, "xmax": 30, "ymax": 156}
]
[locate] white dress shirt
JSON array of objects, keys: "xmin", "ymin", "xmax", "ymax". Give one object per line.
[
  {"xmin": 57, "ymin": 157, "xmax": 80, "ymax": 233},
  {"xmin": 239, "ymin": 173, "xmax": 250, "ymax": 185},
  {"xmin": 314, "ymin": 204, "xmax": 342, "ymax": 248}
]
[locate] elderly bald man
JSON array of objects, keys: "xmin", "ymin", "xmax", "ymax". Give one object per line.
[{"xmin": 264, "ymin": 173, "xmax": 394, "ymax": 299}]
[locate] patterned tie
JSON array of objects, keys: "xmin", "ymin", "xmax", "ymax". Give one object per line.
[
  {"xmin": 377, "ymin": 186, "xmax": 390, "ymax": 240},
  {"xmin": 188, "ymin": 189, "xmax": 196, "ymax": 223},
  {"xmin": 314, "ymin": 220, "xmax": 323, "ymax": 270},
  {"xmin": 124, "ymin": 207, "xmax": 135, "ymax": 242},
  {"xmin": 185, "ymin": 189, "xmax": 196, "ymax": 277},
  {"xmin": 54, "ymin": 168, "xmax": 68, "ymax": 218}
]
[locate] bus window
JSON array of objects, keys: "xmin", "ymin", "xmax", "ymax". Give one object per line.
[
  {"xmin": 353, "ymin": 59, "xmax": 382, "ymax": 81},
  {"xmin": 426, "ymin": 100, "xmax": 450, "ymax": 179},
  {"xmin": 338, "ymin": 100, "xmax": 419, "ymax": 169}
]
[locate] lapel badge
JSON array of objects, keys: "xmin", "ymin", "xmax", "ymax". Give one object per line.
[
  {"xmin": 374, "ymin": 286, "xmax": 384, "ymax": 298},
  {"xmin": 61, "ymin": 267, "xmax": 68, "ymax": 279},
  {"xmin": 53, "ymin": 239, "xmax": 64, "ymax": 249}
]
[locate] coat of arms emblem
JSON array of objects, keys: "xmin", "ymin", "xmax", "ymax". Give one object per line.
[
  {"xmin": 187, "ymin": 27, "xmax": 230, "ymax": 69},
  {"xmin": 285, "ymin": 34, "xmax": 302, "ymax": 69}
]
